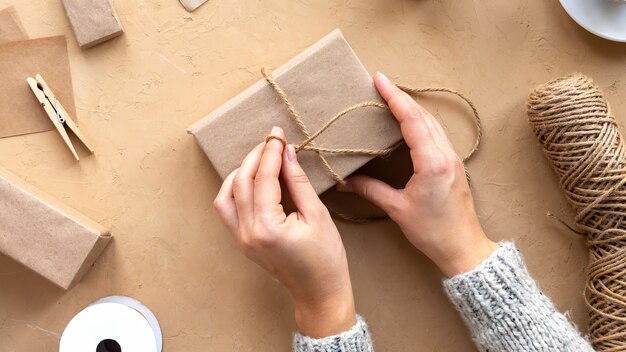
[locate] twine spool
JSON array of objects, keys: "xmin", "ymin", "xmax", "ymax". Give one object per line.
[{"xmin": 527, "ymin": 73, "xmax": 626, "ymax": 351}]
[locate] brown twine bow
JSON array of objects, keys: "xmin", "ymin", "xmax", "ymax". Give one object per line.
[
  {"xmin": 527, "ymin": 73, "xmax": 626, "ymax": 351},
  {"xmin": 262, "ymin": 68, "xmax": 482, "ymax": 221}
]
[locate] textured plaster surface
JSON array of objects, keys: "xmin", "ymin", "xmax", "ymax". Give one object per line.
[{"xmin": 1, "ymin": 0, "xmax": 625, "ymax": 351}]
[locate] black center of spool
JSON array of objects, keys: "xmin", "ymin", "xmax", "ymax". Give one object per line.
[{"xmin": 96, "ymin": 339, "xmax": 122, "ymax": 352}]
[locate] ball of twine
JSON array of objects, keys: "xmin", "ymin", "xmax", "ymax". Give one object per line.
[{"xmin": 527, "ymin": 73, "xmax": 626, "ymax": 351}]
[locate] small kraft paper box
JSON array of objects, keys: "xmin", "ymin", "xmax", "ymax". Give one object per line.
[
  {"xmin": 188, "ymin": 29, "xmax": 402, "ymax": 194},
  {"xmin": 61, "ymin": 0, "xmax": 123, "ymax": 48},
  {"xmin": 0, "ymin": 167, "xmax": 111, "ymax": 289}
]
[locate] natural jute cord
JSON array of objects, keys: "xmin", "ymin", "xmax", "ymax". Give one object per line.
[
  {"xmin": 261, "ymin": 68, "xmax": 482, "ymax": 221},
  {"xmin": 527, "ymin": 73, "xmax": 626, "ymax": 351}
]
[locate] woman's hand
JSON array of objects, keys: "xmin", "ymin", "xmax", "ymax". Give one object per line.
[
  {"xmin": 213, "ymin": 127, "xmax": 355, "ymax": 338},
  {"xmin": 338, "ymin": 72, "xmax": 499, "ymax": 277}
]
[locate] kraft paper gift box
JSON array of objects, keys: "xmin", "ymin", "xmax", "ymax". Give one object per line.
[
  {"xmin": 188, "ymin": 29, "xmax": 402, "ymax": 194},
  {"xmin": 0, "ymin": 167, "xmax": 111, "ymax": 289},
  {"xmin": 61, "ymin": 0, "xmax": 123, "ymax": 48}
]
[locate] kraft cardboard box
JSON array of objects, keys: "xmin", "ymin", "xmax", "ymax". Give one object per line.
[
  {"xmin": 0, "ymin": 167, "xmax": 111, "ymax": 289},
  {"xmin": 61, "ymin": 0, "xmax": 123, "ymax": 48},
  {"xmin": 188, "ymin": 29, "xmax": 402, "ymax": 194}
]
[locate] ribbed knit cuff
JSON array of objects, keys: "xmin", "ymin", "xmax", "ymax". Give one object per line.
[
  {"xmin": 293, "ymin": 315, "xmax": 373, "ymax": 352},
  {"xmin": 443, "ymin": 242, "xmax": 593, "ymax": 352}
]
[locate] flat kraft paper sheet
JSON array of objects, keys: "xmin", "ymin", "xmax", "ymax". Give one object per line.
[{"xmin": 0, "ymin": 36, "xmax": 76, "ymax": 138}]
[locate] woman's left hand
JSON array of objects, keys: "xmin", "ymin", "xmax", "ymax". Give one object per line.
[{"xmin": 213, "ymin": 126, "xmax": 356, "ymax": 338}]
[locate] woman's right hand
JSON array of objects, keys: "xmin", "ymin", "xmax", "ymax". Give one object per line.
[
  {"xmin": 337, "ymin": 72, "xmax": 499, "ymax": 277},
  {"xmin": 213, "ymin": 127, "xmax": 356, "ymax": 338}
]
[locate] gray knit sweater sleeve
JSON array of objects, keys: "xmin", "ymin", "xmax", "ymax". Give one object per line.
[
  {"xmin": 293, "ymin": 315, "xmax": 372, "ymax": 352},
  {"xmin": 292, "ymin": 242, "xmax": 593, "ymax": 352},
  {"xmin": 443, "ymin": 242, "xmax": 594, "ymax": 351}
]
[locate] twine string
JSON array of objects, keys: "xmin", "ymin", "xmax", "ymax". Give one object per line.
[
  {"xmin": 261, "ymin": 68, "xmax": 483, "ymax": 187},
  {"xmin": 527, "ymin": 73, "xmax": 626, "ymax": 351}
]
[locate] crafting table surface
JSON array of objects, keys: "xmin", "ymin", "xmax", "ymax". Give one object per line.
[{"xmin": 1, "ymin": 1, "xmax": 625, "ymax": 351}]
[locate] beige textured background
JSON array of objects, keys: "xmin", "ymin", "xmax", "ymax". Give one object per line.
[{"xmin": 1, "ymin": 0, "xmax": 624, "ymax": 351}]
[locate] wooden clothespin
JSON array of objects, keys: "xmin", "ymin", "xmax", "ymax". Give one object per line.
[{"xmin": 27, "ymin": 74, "xmax": 93, "ymax": 161}]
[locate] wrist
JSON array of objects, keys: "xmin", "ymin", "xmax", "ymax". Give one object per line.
[
  {"xmin": 293, "ymin": 288, "xmax": 356, "ymax": 338},
  {"xmin": 436, "ymin": 235, "xmax": 499, "ymax": 277}
]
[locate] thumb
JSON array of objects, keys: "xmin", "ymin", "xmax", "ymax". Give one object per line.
[
  {"xmin": 281, "ymin": 145, "xmax": 325, "ymax": 218},
  {"xmin": 337, "ymin": 175, "xmax": 399, "ymax": 215}
]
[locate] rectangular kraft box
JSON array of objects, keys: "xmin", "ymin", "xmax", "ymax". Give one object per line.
[
  {"xmin": 188, "ymin": 29, "xmax": 402, "ymax": 194},
  {"xmin": 61, "ymin": 0, "xmax": 123, "ymax": 48},
  {"xmin": 0, "ymin": 167, "xmax": 111, "ymax": 289}
]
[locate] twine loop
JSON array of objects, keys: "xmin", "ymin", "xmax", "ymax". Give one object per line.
[{"xmin": 261, "ymin": 68, "xmax": 482, "ymax": 187}]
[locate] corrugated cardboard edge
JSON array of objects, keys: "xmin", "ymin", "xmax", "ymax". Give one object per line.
[
  {"xmin": 0, "ymin": 166, "xmax": 112, "ymax": 289},
  {"xmin": 187, "ymin": 29, "xmax": 346, "ymax": 139}
]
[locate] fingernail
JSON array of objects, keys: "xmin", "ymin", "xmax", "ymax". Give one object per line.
[
  {"xmin": 286, "ymin": 145, "xmax": 297, "ymax": 162},
  {"xmin": 271, "ymin": 126, "xmax": 279, "ymax": 135},
  {"xmin": 376, "ymin": 71, "xmax": 390, "ymax": 84},
  {"xmin": 336, "ymin": 182, "xmax": 352, "ymax": 192}
]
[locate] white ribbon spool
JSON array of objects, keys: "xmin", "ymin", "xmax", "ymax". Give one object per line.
[{"xmin": 59, "ymin": 296, "xmax": 162, "ymax": 352}]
